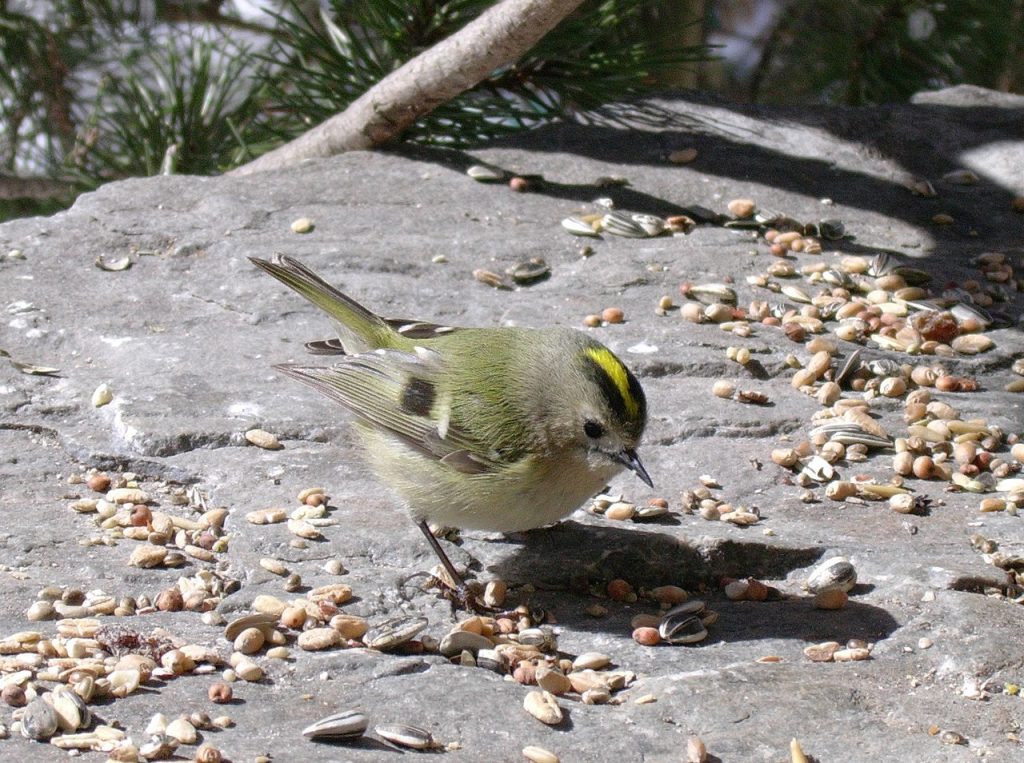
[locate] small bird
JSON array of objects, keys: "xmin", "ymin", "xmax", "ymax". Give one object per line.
[{"xmin": 251, "ymin": 255, "xmax": 651, "ymax": 602}]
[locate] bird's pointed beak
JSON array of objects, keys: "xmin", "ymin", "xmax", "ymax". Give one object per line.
[{"xmin": 615, "ymin": 448, "xmax": 653, "ymax": 488}]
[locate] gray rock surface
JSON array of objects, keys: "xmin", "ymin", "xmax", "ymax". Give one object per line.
[{"xmin": 1, "ymin": 87, "xmax": 1022, "ymax": 762}]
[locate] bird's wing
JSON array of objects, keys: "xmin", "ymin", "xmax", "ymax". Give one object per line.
[
  {"xmin": 384, "ymin": 317, "xmax": 460, "ymax": 340},
  {"xmin": 303, "ymin": 338, "xmax": 347, "ymax": 355},
  {"xmin": 275, "ymin": 347, "xmax": 500, "ymax": 475},
  {"xmin": 303, "ymin": 320, "xmax": 459, "ymax": 356}
]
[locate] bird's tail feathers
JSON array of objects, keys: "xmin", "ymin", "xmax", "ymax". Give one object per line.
[{"xmin": 250, "ymin": 255, "xmax": 393, "ymax": 350}]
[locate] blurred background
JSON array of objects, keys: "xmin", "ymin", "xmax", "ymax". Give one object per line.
[{"xmin": 1, "ymin": 0, "xmax": 1021, "ymax": 221}]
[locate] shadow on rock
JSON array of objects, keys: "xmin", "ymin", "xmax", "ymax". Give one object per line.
[
  {"xmin": 478, "ymin": 520, "xmax": 899, "ymax": 644},
  {"xmin": 704, "ymin": 597, "xmax": 899, "ymax": 646},
  {"xmin": 396, "ymin": 92, "xmax": 1024, "ymax": 309},
  {"xmin": 486, "ymin": 520, "xmax": 823, "ymax": 589}
]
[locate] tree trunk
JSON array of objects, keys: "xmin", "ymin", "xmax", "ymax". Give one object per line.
[{"xmin": 232, "ymin": 0, "xmax": 584, "ymax": 176}]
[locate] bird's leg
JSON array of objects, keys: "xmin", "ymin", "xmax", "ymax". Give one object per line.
[
  {"xmin": 415, "ymin": 520, "xmax": 486, "ymax": 611},
  {"xmin": 416, "ymin": 520, "xmax": 466, "ymax": 588}
]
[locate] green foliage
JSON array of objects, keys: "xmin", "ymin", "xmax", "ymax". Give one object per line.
[
  {"xmin": 70, "ymin": 37, "xmax": 268, "ymax": 182},
  {"xmin": 748, "ymin": 0, "xmax": 1023, "ymax": 104},
  {"xmin": 261, "ymin": 0, "xmax": 705, "ymax": 145},
  {"xmin": 0, "ymin": 1, "xmax": 123, "ymax": 173}
]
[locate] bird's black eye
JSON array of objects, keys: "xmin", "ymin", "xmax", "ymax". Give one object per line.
[{"xmin": 583, "ymin": 420, "xmax": 604, "ymax": 439}]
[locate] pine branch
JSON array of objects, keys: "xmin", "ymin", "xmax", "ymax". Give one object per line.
[{"xmin": 232, "ymin": 0, "xmax": 585, "ymax": 175}]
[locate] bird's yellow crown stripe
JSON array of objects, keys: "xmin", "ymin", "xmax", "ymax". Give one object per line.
[{"xmin": 585, "ymin": 346, "xmax": 639, "ymax": 418}]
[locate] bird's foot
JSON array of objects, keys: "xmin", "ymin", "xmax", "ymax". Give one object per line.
[
  {"xmin": 397, "ymin": 569, "xmax": 488, "ymax": 612},
  {"xmin": 425, "ymin": 566, "xmax": 491, "ymax": 613}
]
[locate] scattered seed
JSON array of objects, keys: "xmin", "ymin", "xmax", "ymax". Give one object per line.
[
  {"xmin": 687, "ymin": 736, "xmax": 708, "ymax": 763},
  {"xmin": 727, "ymin": 199, "xmax": 756, "ymax": 218},
  {"xmin": 572, "ymin": 652, "xmax": 612, "ymax": 671},
  {"xmin": 375, "ymin": 723, "xmax": 436, "ymax": 750},
  {"xmin": 704, "ymin": 303, "xmax": 733, "ymax": 323},
  {"xmin": 439, "ymin": 629, "xmax": 493, "ymax": 657},
  {"xmin": 668, "ymin": 148, "xmax": 698, "ymax": 164},
  {"xmin": 195, "ymin": 743, "xmax": 223, "ymax": 763},
  {"xmin": 303, "ymin": 710, "xmax": 368, "ymax": 740},
  {"xmin": 889, "ymin": 493, "xmax": 917, "ymax": 514},
  {"xmin": 234, "ymin": 660, "xmax": 263, "ymax": 682},
  {"xmin": 509, "ymin": 176, "xmax": 531, "ymax": 192},
  {"xmin": 128, "ymin": 544, "xmax": 167, "ymax": 568},
  {"xmin": 509, "ymin": 258, "xmax": 550, "ymax": 284},
  {"xmin": 649, "ymin": 585, "xmax": 688, "ymax": 605},
  {"xmin": 825, "ymin": 481, "xmax": 858, "ymax": 501},
  {"xmin": 604, "ymin": 501, "xmax": 636, "ymax": 521},
  {"xmin": 473, "ymin": 268, "xmax": 511, "ymax": 289},
  {"xmin": 523, "ymin": 745, "xmax": 560, "ymax": 763},
  {"xmin": 297, "ymin": 486, "xmax": 326, "ymax": 504},
  {"xmin": 607, "ymin": 579, "xmax": 634, "ymax": 601},
  {"xmin": 91, "ymin": 383, "xmax": 114, "ymax": 408},
  {"xmin": 523, "ymin": 690, "xmax": 563, "ymax": 725},
  {"xmin": 724, "ymin": 579, "xmax": 750, "ymax": 600},
  {"xmin": 790, "ymin": 738, "xmax": 809, "ymax": 763},
  {"xmin": 208, "ymin": 682, "xmax": 232, "ymax": 703},
  {"xmin": 665, "ymin": 215, "xmax": 696, "ymax": 233},
  {"xmin": 86, "ymin": 473, "xmax": 111, "ymax": 492},
  {"xmin": 562, "ymin": 216, "xmax": 601, "ymax": 237},
  {"xmin": 736, "ymin": 389, "xmax": 769, "ymax": 405},
  {"xmin": 803, "ymin": 641, "xmax": 841, "ymax": 662},
  {"xmin": 833, "ymin": 647, "xmax": 871, "ymax": 661},
  {"xmin": 535, "ymin": 666, "xmax": 572, "ymax": 696},
  {"xmin": 298, "ymin": 628, "xmax": 342, "ymax": 652},
  {"xmin": 259, "ymin": 558, "xmax": 288, "ymax": 576},
  {"xmin": 632, "ymin": 627, "xmax": 661, "ymax": 646},
  {"xmin": 602, "ymin": 307, "xmax": 625, "ymax": 324},
  {"xmin": 939, "ymin": 730, "xmax": 967, "ymax": 745},
  {"xmin": 246, "ymin": 508, "xmax": 287, "ymax": 524},
  {"xmin": 483, "ymin": 579, "xmax": 507, "ymax": 608},
  {"xmin": 659, "ymin": 608, "xmax": 708, "ymax": 644},
  {"xmin": 467, "ymin": 165, "xmax": 503, "ymax": 182},
  {"xmin": 950, "ymin": 334, "xmax": 993, "ymax": 354},
  {"xmin": 678, "ymin": 302, "xmax": 704, "ymax": 325},
  {"xmin": 245, "ymin": 428, "xmax": 282, "ymax": 450},
  {"xmin": 287, "ymin": 518, "xmax": 321, "ymax": 540},
  {"xmin": 233, "ymin": 627, "xmax": 266, "ymax": 655},
  {"xmin": 1, "ymin": 685, "xmax": 26, "ymax": 708},
  {"xmin": 166, "ymin": 718, "xmax": 197, "ymax": 745},
  {"xmin": 20, "ymin": 698, "xmax": 59, "ymax": 740},
  {"xmin": 805, "ymin": 557, "xmax": 857, "ymax": 593},
  {"xmin": 364, "ymin": 616, "xmax": 428, "ymax": 651},
  {"xmin": 813, "ymin": 589, "xmax": 848, "ymax": 610}
]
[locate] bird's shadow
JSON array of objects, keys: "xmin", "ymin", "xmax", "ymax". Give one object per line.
[{"xmin": 466, "ymin": 520, "xmax": 899, "ymax": 644}]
